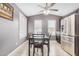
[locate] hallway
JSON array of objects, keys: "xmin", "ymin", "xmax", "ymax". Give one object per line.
[{"xmin": 8, "ymin": 40, "xmax": 70, "ymax": 56}]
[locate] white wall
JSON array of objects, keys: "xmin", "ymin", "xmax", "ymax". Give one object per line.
[{"xmin": 0, "ymin": 4, "xmax": 27, "ymax": 55}]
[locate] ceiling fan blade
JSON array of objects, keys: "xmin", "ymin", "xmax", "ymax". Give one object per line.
[
  {"xmin": 48, "ymin": 3, "xmax": 55, "ymax": 8},
  {"xmin": 50, "ymin": 9, "xmax": 58, "ymax": 11},
  {"xmin": 38, "ymin": 5, "xmax": 45, "ymax": 9}
]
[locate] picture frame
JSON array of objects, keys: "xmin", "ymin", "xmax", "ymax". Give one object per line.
[{"xmin": 0, "ymin": 3, "xmax": 14, "ymax": 20}]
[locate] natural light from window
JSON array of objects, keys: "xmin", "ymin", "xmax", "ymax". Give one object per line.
[{"xmin": 48, "ymin": 20, "xmax": 56, "ymax": 35}]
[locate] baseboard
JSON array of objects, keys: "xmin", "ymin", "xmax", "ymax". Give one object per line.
[{"xmin": 8, "ymin": 41, "xmax": 26, "ymax": 56}]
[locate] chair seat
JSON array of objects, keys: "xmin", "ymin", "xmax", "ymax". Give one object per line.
[
  {"xmin": 34, "ymin": 42, "xmax": 43, "ymax": 48},
  {"xmin": 43, "ymin": 43, "xmax": 48, "ymax": 45}
]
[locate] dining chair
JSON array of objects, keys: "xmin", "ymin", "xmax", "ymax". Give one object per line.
[{"xmin": 32, "ymin": 34, "xmax": 45, "ymax": 56}]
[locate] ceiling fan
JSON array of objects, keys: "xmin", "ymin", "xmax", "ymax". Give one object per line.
[{"xmin": 38, "ymin": 3, "xmax": 58, "ymax": 15}]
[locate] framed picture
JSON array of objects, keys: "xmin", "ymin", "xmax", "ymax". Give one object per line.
[{"xmin": 0, "ymin": 3, "xmax": 14, "ymax": 20}]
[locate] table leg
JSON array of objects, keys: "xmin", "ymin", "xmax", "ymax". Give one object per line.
[
  {"xmin": 48, "ymin": 41, "xmax": 50, "ymax": 56},
  {"xmin": 28, "ymin": 39, "xmax": 30, "ymax": 56}
]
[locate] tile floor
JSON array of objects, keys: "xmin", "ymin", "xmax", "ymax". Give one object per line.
[{"xmin": 8, "ymin": 40, "xmax": 70, "ymax": 56}]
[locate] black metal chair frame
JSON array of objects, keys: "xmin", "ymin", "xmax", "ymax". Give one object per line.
[{"xmin": 32, "ymin": 34, "xmax": 45, "ymax": 56}]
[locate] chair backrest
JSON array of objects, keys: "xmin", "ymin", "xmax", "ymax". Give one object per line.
[
  {"xmin": 32, "ymin": 34, "xmax": 45, "ymax": 38},
  {"xmin": 32, "ymin": 34, "xmax": 45, "ymax": 43}
]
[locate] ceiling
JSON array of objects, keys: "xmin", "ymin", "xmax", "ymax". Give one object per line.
[{"xmin": 16, "ymin": 3, "xmax": 79, "ymax": 17}]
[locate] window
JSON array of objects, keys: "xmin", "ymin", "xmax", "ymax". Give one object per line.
[
  {"xmin": 34, "ymin": 20, "xmax": 42, "ymax": 34},
  {"xmin": 48, "ymin": 20, "xmax": 56, "ymax": 35}
]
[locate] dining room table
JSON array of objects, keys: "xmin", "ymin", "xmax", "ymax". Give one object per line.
[{"xmin": 28, "ymin": 34, "xmax": 50, "ymax": 56}]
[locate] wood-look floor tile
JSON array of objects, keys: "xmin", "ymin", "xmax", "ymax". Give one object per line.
[{"xmin": 8, "ymin": 40, "xmax": 70, "ymax": 56}]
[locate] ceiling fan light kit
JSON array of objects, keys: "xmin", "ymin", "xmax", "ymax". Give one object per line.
[{"xmin": 43, "ymin": 10, "xmax": 50, "ymax": 15}]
